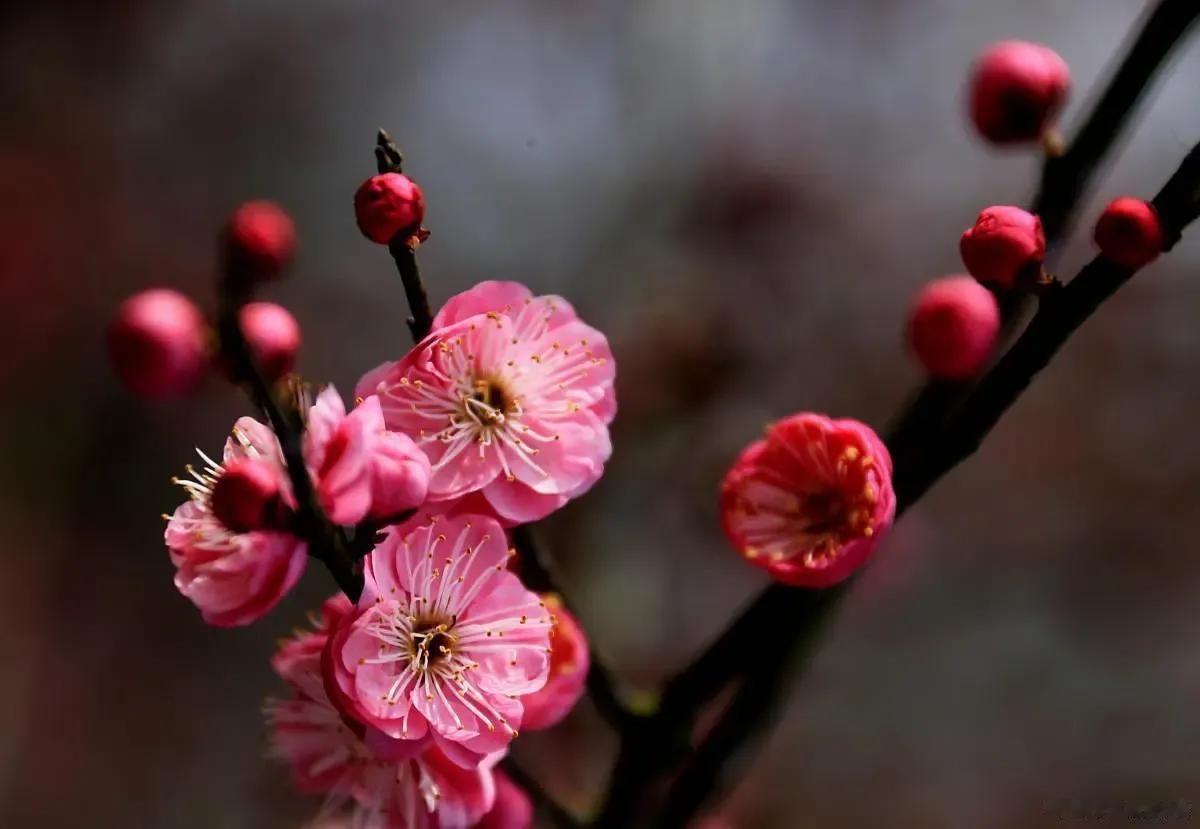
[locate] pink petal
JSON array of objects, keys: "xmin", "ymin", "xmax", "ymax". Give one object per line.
[{"xmin": 431, "ymin": 281, "xmax": 535, "ymax": 329}]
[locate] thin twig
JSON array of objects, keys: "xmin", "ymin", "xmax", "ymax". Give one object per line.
[
  {"xmin": 387, "ymin": 237, "xmax": 435, "ymax": 341},
  {"xmin": 216, "ymin": 284, "xmax": 363, "ymax": 600},
  {"xmin": 375, "ymin": 129, "xmax": 435, "ymax": 341}
]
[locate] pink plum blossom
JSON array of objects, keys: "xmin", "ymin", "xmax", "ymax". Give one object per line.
[
  {"xmin": 165, "ymin": 418, "xmax": 307, "ymax": 626},
  {"xmin": 268, "ymin": 606, "xmax": 499, "ymax": 828},
  {"xmin": 323, "ymin": 511, "xmax": 553, "ymax": 763},
  {"xmin": 305, "ymin": 386, "xmax": 432, "ymax": 525},
  {"xmin": 358, "ymin": 281, "xmax": 615, "ymax": 524},
  {"xmin": 166, "ymin": 386, "xmax": 431, "ymax": 627},
  {"xmin": 720, "ymin": 414, "xmax": 895, "ymax": 588},
  {"xmin": 519, "ymin": 596, "xmax": 590, "ymax": 731}
]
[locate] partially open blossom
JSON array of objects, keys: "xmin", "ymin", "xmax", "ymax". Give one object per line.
[
  {"xmin": 323, "ymin": 512, "xmax": 552, "ymax": 762},
  {"xmin": 478, "ymin": 772, "xmax": 532, "ymax": 829},
  {"xmin": 721, "ymin": 414, "xmax": 895, "ymax": 588},
  {"xmin": 165, "ymin": 417, "xmax": 306, "ymax": 626},
  {"xmin": 209, "ymin": 456, "xmax": 285, "ymax": 533},
  {"xmin": 1094, "ymin": 197, "xmax": 1163, "ymax": 268},
  {"xmin": 520, "ymin": 596, "xmax": 590, "ymax": 731},
  {"xmin": 108, "ymin": 288, "xmax": 208, "ymax": 399},
  {"xmin": 268, "ymin": 614, "xmax": 499, "ymax": 828},
  {"xmin": 969, "ymin": 41, "xmax": 1070, "ymax": 144},
  {"xmin": 225, "ymin": 199, "xmax": 296, "ymax": 280},
  {"xmin": 360, "ymin": 281, "xmax": 616, "ymax": 525},
  {"xmin": 238, "ymin": 301, "xmax": 301, "ymax": 381},
  {"xmin": 355, "ymin": 173, "xmax": 426, "ymax": 244},
  {"xmin": 960, "ymin": 205, "xmax": 1045, "ymax": 290},
  {"xmin": 273, "ymin": 594, "xmax": 355, "ymax": 686},
  {"xmin": 304, "ymin": 386, "xmax": 431, "ymax": 526},
  {"xmin": 907, "ymin": 276, "xmax": 1000, "ymax": 380}
]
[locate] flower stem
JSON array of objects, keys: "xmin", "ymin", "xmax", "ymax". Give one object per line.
[
  {"xmin": 216, "ymin": 284, "xmax": 363, "ymax": 601},
  {"xmin": 375, "ymin": 129, "xmax": 435, "ymax": 340}
]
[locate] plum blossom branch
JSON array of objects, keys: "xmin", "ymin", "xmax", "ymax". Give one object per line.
[
  {"xmin": 898, "ymin": 139, "xmax": 1200, "ymax": 509},
  {"xmin": 375, "ymin": 129, "xmax": 435, "ymax": 340},
  {"xmin": 593, "ymin": 7, "xmax": 1200, "ymax": 823},
  {"xmin": 370, "ymin": 132, "xmax": 634, "ymax": 738},
  {"xmin": 1033, "ymin": 0, "xmax": 1200, "ymax": 244},
  {"xmin": 671, "ymin": 0, "xmax": 1200, "ymax": 714},
  {"xmin": 654, "ymin": 137, "xmax": 1200, "ymax": 827},
  {"xmin": 216, "ymin": 283, "xmax": 364, "ymax": 601},
  {"xmin": 887, "ymin": 0, "xmax": 1200, "ymax": 461}
]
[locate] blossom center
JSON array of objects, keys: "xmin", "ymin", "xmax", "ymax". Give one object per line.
[
  {"xmin": 409, "ymin": 616, "xmax": 457, "ymax": 672},
  {"xmin": 464, "ymin": 375, "xmax": 514, "ymax": 427},
  {"xmin": 798, "ymin": 484, "xmax": 876, "ymax": 557}
]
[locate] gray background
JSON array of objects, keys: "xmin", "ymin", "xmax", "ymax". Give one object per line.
[{"xmin": 2, "ymin": 1, "xmax": 1200, "ymax": 826}]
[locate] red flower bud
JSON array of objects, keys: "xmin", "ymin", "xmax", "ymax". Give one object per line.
[
  {"xmin": 960, "ymin": 205, "xmax": 1045, "ymax": 290},
  {"xmin": 107, "ymin": 289, "xmax": 208, "ymax": 399},
  {"xmin": 907, "ymin": 276, "xmax": 1000, "ymax": 380},
  {"xmin": 1094, "ymin": 197, "xmax": 1162, "ymax": 269},
  {"xmin": 224, "ymin": 200, "xmax": 295, "ymax": 280},
  {"xmin": 354, "ymin": 173, "xmax": 425, "ymax": 244},
  {"xmin": 969, "ymin": 41, "xmax": 1070, "ymax": 144},
  {"xmin": 210, "ymin": 457, "xmax": 285, "ymax": 533},
  {"xmin": 238, "ymin": 301, "xmax": 300, "ymax": 381}
]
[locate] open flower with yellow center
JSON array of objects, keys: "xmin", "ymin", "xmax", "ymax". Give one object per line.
[
  {"xmin": 358, "ymin": 281, "xmax": 616, "ymax": 525},
  {"xmin": 323, "ymin": 512, "xmax": 553, "ymax": 765},
  {"xmin": 720, "ymin": 413, "xmax": 895, "ymax": 588}
]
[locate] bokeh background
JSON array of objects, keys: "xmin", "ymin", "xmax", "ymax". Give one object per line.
[{"xmin": 4, "ymin": 1, "xmax": 1200, "ymax": 826}]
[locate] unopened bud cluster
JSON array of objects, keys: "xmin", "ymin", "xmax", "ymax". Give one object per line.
[{"xmin": 108, "ymin": 201, "xmax": 302, "ymax": 399}]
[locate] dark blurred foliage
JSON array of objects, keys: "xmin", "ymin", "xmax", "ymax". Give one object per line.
[{"xmin": 3, "ymin": 1, "xmax": 1200, "ymax": 827}]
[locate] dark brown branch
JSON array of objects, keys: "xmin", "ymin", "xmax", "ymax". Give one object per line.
[
  {"xmin": 655, "ymin": 588, "xmax": 842, "ymax": 829},
  {"xmin": 653, "ymin": 138, "xmax": 1200, "ymax": 827},
  {"xmin": 388, "ymin": 236, "xmax": 435, "ymax": 342},
  {"xmin": 898, "ymin": 140, "xmax": 1200, "ymax": 509},
  {"xmin": 592, "ymin": 586, "xmax": 835, "ymax": 829},
  {"xmin": 375, "ymin": 129, "xmax": 435, "ymax": 341},
  {"xmin": 1033, "ymin": 0, "xmax": 1200, "ymax": 243},
  {"xmin": 887, "ymin": 0, "xmax": 1200, "ymax": 464},
  {"xmin": 216, "ymin": 284, "xmax": 363, "ymax": 601}
]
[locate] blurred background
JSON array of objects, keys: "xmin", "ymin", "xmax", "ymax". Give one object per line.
[{"xmin": 4, "ymin": 1, "xmax": 1200, "ymax": 826}]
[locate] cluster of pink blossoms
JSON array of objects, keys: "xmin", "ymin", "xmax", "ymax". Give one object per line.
[
  {"xmin": 158, "ymin": 265, "xmax": 608, "ymax": 825},
  {"xmin": 134, "ymin": 171, "xmax": 905, "ymax": 822}
]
